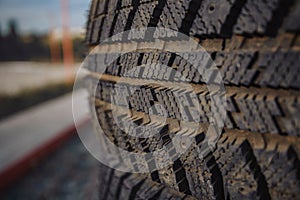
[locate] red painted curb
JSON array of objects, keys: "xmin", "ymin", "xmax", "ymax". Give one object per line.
[{"xmin": 0, "ymin": 118, "xmax": 90, "ymax": 190}]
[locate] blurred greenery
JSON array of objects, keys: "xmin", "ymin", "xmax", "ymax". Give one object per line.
[{"xmin": 0, "ymin": 81, "xmax": 74, "ymax": 120}]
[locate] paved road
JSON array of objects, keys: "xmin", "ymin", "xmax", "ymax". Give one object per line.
[
  {"xmin": 0, "ymin": 62, "xmax": 80, "ymax": 95},
  {"xmin": 1, "ymin": 123, "xmax": 101, "ymax": 200}
]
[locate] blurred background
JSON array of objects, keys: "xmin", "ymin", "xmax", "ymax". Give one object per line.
[
  {"xmin": 0, "ymin": 0, "xmax": 89, "ymax": 118},
  {"xmin": 0, "ymin": 0, "xmax": 99, "ymax": 198}
]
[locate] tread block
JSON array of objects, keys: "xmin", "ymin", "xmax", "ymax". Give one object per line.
[
  {"xmin": 90, "ymin": 17, "xmax": 104, "ymax": 44},
  {"xmin": 254, "ymin": 141, "xmax": 300, "ymax": 199},
  {"xmin": 181, "ymin": 145, "xmax": 215, "ymax": 199},
  {"xmin": 214, "ymin": 135, "xmax": 271, "ymax": 199},
  {"xmin": 107, "ymin": 0, "xmax": 119, "ymax": 13},
  {"xmin": 157, "ymin": 0, "xmax": 192, "ymax": 32},
  {"xmin": 234, "ymin": 0, "xmax": 280, "ymax": 35},
  {"xmin": 214, "ymin": 51, "xmax": 257, "ymax": 86},
  {"xmin": 214, "ymin": 50, "xmax": 300, "ymax": 89},
  {"xmin": 96, "ymin": 0, "xmax": 108, "ymax": 16},
  {"xmin": 131, "ymin": 2, "xmax": 159, "ymax": 29},
  {"xmin": 284, "ymin": 0, "xmax": 300, "ymax": 32},
  {"xmin": 135, "ymin": 179, "xmax": 164, "ymax": 199},
  {"xmin": 256, "ymin": 51, "xmax": 300, "ymax": 89},
  {"xmin": 113, "ymin": 8, "xmax": 133, "ymax": 36},
  {"xmin": 120, "ymin": 177, "xmax": 146, "ymax": 199},
  {"xmin": 100, "ymin": 14, "xmax": 116, "ymax": 41},
  {"xmin": 190, "ymin": 0, "xmax": 238, "ymax": 37}
]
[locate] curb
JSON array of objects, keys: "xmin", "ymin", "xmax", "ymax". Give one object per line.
[{"xmin": 0, "ymin": 118, "xmax": 90, "ymax": 190}]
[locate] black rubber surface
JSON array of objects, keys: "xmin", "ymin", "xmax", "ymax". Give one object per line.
[{"xmin": 85, "ymin": 0, "xmax": 300, "ymax": 199}]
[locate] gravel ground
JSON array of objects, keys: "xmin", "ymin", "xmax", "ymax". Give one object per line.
[{"xmin": 1, "ymin": 134, "xmax": 100, "ymax": 200}]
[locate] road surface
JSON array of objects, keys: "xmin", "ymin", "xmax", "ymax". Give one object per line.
[{"xmin": 1, "ymin": 123, "xmax": 100, "ymax": 199}]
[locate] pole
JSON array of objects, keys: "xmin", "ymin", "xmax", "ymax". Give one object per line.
[{"xmin": 61, "ymin": 0, "xmax": 74, "ymax": 83}]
